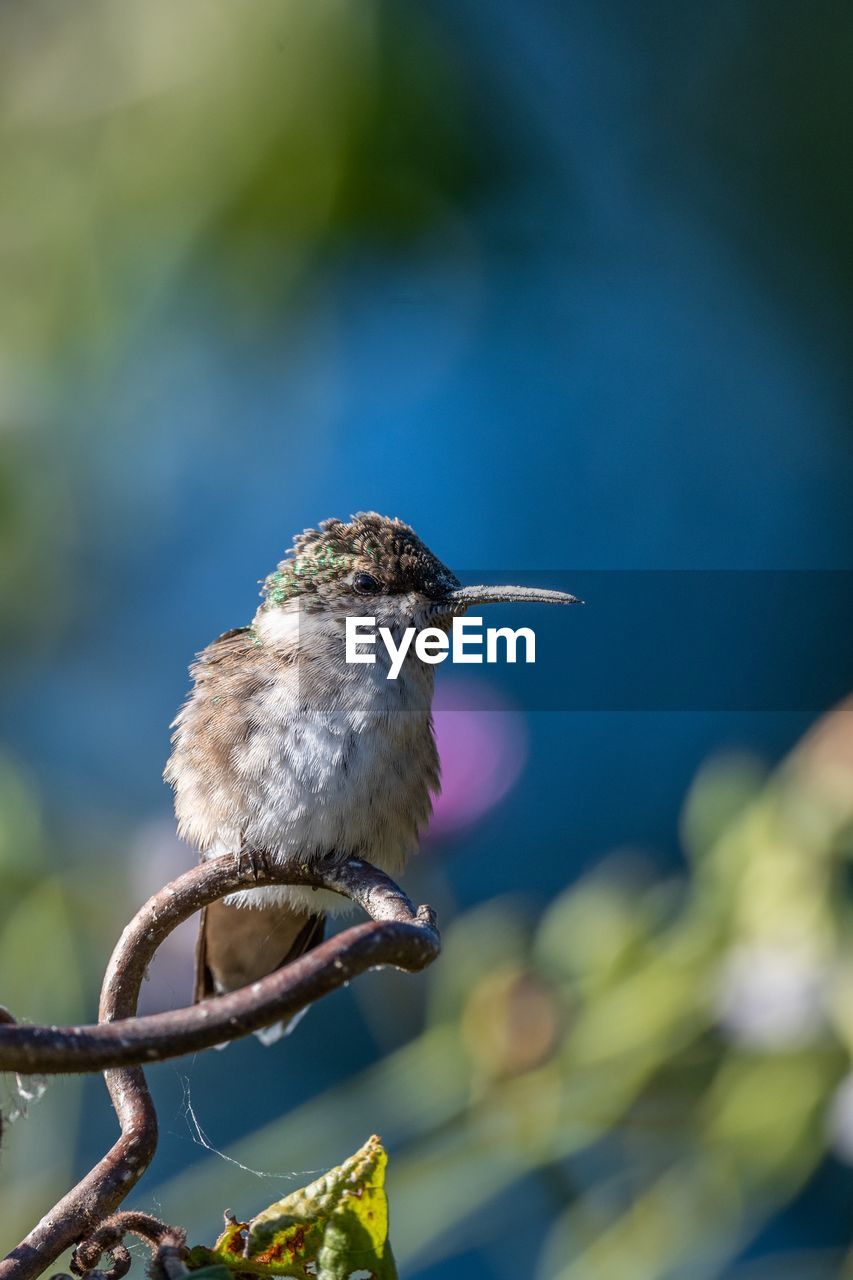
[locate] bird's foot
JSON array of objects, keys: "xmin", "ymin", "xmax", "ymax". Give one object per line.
[{"xmin": 235, "ymin": 847, "xmax": 268, "ymax": 883}]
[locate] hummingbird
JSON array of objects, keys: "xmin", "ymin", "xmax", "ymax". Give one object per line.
[{"xmin": 165, "ymin": 513, "xmax": 579, "ymax": 1038}]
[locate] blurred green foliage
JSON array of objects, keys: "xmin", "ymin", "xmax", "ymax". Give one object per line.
[
  {"xmin": 0, "ymin": 757, "xmax": 85, "ymax": 1248},
  {"xmin": 0, "ymin": 0, "xmax": 498, "ymax": 359},
  {"xmin": 141, "ymin": 701, "xmax": 853, "ymax": 1278},
  {"xmin": 0, "ymin": 0, "xmax": 508, "ymax": 648},
  {"xmin": 1, "ymin": 690, "xmax": 852, "ymax": 1277},
  {"xmin": 0, "ymin": 755, "xmax": 141, "ymax": 1249}
]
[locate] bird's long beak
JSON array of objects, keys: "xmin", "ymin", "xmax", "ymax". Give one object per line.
[{"xmin": 443, "ymin": 584, "xmax": 583, "ymax": 612}]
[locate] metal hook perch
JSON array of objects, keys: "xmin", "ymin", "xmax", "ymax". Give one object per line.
[{"xmin": 0, "ymin": 853, "xmax": 440, "ymax": 1280}]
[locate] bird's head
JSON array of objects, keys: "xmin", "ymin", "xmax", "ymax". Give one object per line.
[{"xmin": 257, "ymin": 512, "xmax": 580, "ymax": 636}]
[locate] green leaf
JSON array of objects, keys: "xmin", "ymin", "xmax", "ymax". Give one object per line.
[
  {"xmin": 182, "ymin": 1267, "xmax": 237, "ymax": 1280},
  {"xmin": 188, "ymin": 1135, "xmax": 397, "ymax": 1280}
]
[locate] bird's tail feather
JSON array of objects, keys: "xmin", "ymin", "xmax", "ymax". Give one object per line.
[{"xmin": 195, "ymin": 897, "xmax": 326, "ymax": 1044}]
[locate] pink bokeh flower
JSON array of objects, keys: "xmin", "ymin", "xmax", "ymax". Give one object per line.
[{"xmin": 428, "ymin": 680, "xmax": 528, "ymax": 840}]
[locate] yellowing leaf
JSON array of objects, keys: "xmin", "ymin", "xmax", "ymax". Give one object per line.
[{"xmin": 188, "ymin": 1135, "xmax": 397, "ymax": 1280}]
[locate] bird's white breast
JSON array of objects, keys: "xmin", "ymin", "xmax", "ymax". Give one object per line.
[{"xmin": 173, "ymin": 618, "xmax": 439, "ymax": 915}]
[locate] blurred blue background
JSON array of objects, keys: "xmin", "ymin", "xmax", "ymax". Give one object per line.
[{"xmin": 2, "ymin": 2, "xmax": 853, "ymax": 1276}]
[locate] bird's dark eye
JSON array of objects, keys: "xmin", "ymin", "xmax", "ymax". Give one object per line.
[{"xmin": 353, "ymin": 571, "xmax": 382, "ymax": 595}]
